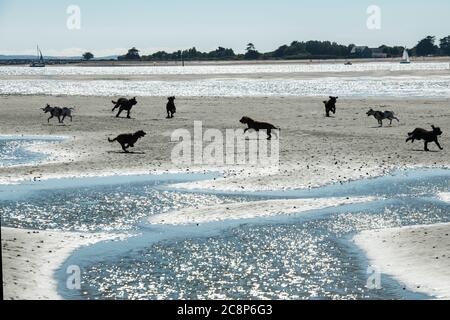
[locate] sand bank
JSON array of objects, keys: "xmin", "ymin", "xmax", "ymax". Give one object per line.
[
  {"xmin": 354, "ymin": 223, "xmax": 450, "ymax": 299},
  {"xmin": 148, "ymin": 196, "xmax": 376, "ymax": 225},
  {"xmin": 1, "ymin": 227, "xmax": 123, "ymax": 300}
]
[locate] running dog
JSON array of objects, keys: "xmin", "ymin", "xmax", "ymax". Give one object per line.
[
  {"xmin": 406, "ymin": 125, "xmax": 443, "ymax": 152},
  {"xmin": 42, "ymin": 104, "xmax": 73, "ymax": 123},
  {"xmin": 367, "ymin": 108, "xmax": 400, "ymax": 127},
  {"xmin": 240, "ymin": 116, "xmax": 279, "ymax": 140},
  {"xmin": 323, "ymin": 96, "xmax": 338, "ymax": 117},
  {"xmin": 108, "ymin": 130, "xmax": 147, "ymax": 153},
  {"xmin": 111, "ymin": 97, "xmax": 138, "ymax": 118},
  {"xmin": 166, "ymin": 96, "xmax": 176, "ymax": 119}
]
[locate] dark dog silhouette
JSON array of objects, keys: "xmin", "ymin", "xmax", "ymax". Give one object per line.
[
  {"xmin": 367, "ymin": 108, "xmax": 399, "ymax": 127},
  {"xmin": 240, "ymin": 116, "xmax": 279, "ymax": 140},
  {"xmin": 323, "ymin": 96, "xmax": 338, "ymax": 117},
  {"xmin": 42, "ymin": 104, "xmax": 73, "ymax": 123},
  {"xmin": 108, "ymin": 130, "xmax": 146, "ymax": 153},
  {"xmin": 406, "ymin": 125, "xmax": 443, "ymax": 151},
  {"xmin": 166, "ymin": 96, "xmax": 176, "ymax": 119},
  {"xmin": 111, "ymin": 97, "xmax": 138, "ymax": 118}
]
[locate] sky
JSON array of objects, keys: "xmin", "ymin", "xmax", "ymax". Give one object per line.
[{"xmin": 0, "ymin": 0, "xmax": 449, "ymax": 57}]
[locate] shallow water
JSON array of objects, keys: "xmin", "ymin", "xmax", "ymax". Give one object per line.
[
  {"xmin": 52, "ymin": 169, "xmax": 448, "ymax": 300},
  {"xmin": 1, "ymin": 62, "xmax": 448, "ymax": 76},
  {"xmin": 0, "ymin": 136, "xmax": 63, "ymax": 167},
  {"xmin": 1, "ymin": 62, "xmax": 449, "ymax": 97},
  {"xmin": 1, "ymin": 76, "xmax": 449, "ymax": 97},
  {"xmin": 1, "ymin": 138, "xmax": 449, "ymax": 300}
]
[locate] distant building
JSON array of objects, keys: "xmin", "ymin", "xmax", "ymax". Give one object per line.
[
  {"xmin": 370, "ymin": 48, "xmax": 388, "ymax": 58},
  {"xmin": 350, "ymin": 46, "xmax": 388, "ymax": 59},
  {"xmin": 350, "ymin": 46, "xmax": 372, "ymax": 58}
]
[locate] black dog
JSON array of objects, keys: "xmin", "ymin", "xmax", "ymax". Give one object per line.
[
  {"xmin": 240, "ymin": 116, "xmax": 279, "ymax": 140},
  {"xmin": 166, "ymin": 96, "xmax": 176, "ymax": 119},
  {"xmin": 108, "ymin": 130, "xmax": 146, "ymax": 153},
  {"xmin": 406, "ymin": 125, "xmax": 443, "ymax": 152},
  {"xmin": 323, "ymin": 96, "xmax": 338, "ymax": 117},
  {"xmin": 111, "ymin": 97, "xmax": 138, "ymax": 118}
]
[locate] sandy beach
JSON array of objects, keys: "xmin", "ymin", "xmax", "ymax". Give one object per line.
[
  {"xmin": 1, "ymin": 65, "xmax": 449, "ymax": 300},
  {"xmin": 0, "ymin": 95, "xmax": 449, "ymax": 189}
]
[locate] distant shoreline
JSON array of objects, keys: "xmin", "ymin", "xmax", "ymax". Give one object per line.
[{"xmin": 1, "ymin": 56, "xmax": 449, "ymax": 67}]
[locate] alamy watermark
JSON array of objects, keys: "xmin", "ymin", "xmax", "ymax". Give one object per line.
[
  {"xmin": 366, "ymin": 265, "xmax": 382, "ymax": 290},
  {"xmin": 367, "ymin": 5, "xmax": 381, "ymax": 30},
  {"xmin": 170, "ymin": 121, "xmax": 280, "ymax": 169},
  {"xmin": 66, "ymin": 265, "xmax": 81, "ymax": 290},
  {"xmin": 67, "ymin": 5, "xmax": 81, "ymax": 30}
]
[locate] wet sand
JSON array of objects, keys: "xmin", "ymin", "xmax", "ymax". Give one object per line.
[
  {"xmin": 354, "ymin": 223, "xmax": 450, "ymax": 299},
  {"xmin": 1, "ymin": 227, "xmax": 122, "ymax": 300}
]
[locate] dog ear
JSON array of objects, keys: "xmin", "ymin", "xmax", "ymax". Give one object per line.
[{"xmin": 431, "ymin": 125, "xmax": 435, "ymax": 129}]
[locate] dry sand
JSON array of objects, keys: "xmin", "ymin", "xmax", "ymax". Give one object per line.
[
  {"xmin": 354, "ymin": 223, "xmax": 450, "ymax": 299},
  {"xmin": 0, "ymin": 95, "xmax": 449, "ymax": 189}
]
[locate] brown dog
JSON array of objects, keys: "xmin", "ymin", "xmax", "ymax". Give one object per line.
[{"xmin": 240, "ymin": 116, "xmax": 279, "ymax": 140}]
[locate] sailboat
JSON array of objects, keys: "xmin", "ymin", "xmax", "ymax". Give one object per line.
[
  {"xmin": 400, "ymin": 48, "xmax": 411, "ymax": 64},
  {"xmin": 30, "ymin": 46, "xmax": 45, "ymax": 67}
]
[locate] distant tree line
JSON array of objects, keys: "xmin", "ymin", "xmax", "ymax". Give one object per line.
[{"xmin": 116, "ymin": 35, "xmax": 450, "ymax": 61}]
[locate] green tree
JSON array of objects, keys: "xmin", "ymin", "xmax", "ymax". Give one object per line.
[
  {"xmin": 440, "ymin": 36, "xmax": 450, "ymax": 56},
  {"xmin": 244, "ymin": 43, "xmax": 261, "ymax": 60},
  {"xmin": 82, "ymin": 52, "xmax": 94, "ymax": 60},
  {"xmin": 414, "ymin": 36, "xmax": 438, "ymax": 56},
  {"xmin": 119, "ymin": 47, "xmax": 141, "ymax": 60}
]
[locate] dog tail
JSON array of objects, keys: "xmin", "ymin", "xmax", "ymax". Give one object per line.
[
  {"xmin": 108, "ymin": 137, "xmax": 116, "ymax": 143},
  {"xmin": 112, "ymin": 100, "xmax": 117, "ymax": 105}
]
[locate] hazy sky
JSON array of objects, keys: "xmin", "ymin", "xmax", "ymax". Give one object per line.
[{"xmin": 0, "ymin": 0, "xmax": 449, "ymax": 56}]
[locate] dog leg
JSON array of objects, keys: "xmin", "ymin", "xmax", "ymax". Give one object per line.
[
  {"xmin": 127, "ymin": 110, "xmax": 131, "ymax": 119},
  {"xmin": 121, "ymin": 143, "xmax": 129, "ymax": 153},
  {"xmin": 424, "ymin": 141, "xmax": 429, "ymax": 152},
  {"xmin": 267, "ymin": 129, "xmax": 272, "ymax": 140},
  {"xmin": 435, "ymin": 140, "xmax": 443, "ymax": 150},
  {"xmin": 116, "ymin": 108, "xmax": 123, "ymax": 118}
]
